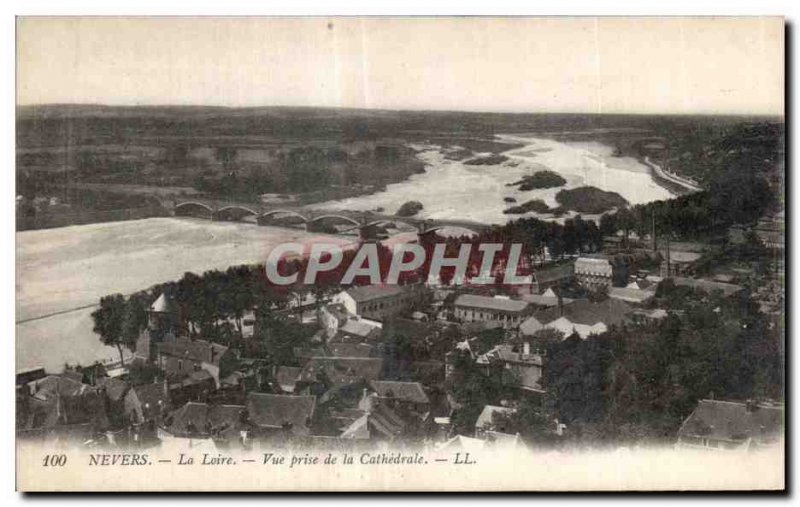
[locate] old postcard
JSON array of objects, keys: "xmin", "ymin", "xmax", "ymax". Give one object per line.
[{"xmin": 15, "ymin": 16, "xmax": 785, "ymax": 491}]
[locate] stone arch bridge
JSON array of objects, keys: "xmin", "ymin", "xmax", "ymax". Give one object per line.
[{"xmin": 170, "ymin": 198, "xmax": 490, "ymax": 238}]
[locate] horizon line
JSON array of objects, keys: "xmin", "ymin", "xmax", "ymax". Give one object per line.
[{"xmin": 16, "ymin": 102, "xmax": 785, "ymax": 120}]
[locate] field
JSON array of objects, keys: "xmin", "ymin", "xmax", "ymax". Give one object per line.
[{"xmin": 17, "ymin": 105, "xmax": 783, "ymax": 230}]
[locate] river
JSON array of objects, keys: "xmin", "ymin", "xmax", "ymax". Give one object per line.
[
  {"xmin": 17, "ymin": 134, "xmax": 674, "ymax": 372},
  {"xmin": 16, "ymin": 218, "xmax": 352, "ymax": 372},
  {"xmin": 313, "ymin": 134, "xmax": 673, "ymax": 224}
]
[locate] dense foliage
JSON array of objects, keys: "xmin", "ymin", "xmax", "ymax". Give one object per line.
[
  {"xmin": 554, "ymin": 186, "xmax": 629, "ymax": 214},
  {"xmin": 503, "ymin": 199, "xmax": 552, "ymax": 215},
  {"xmin": 508, "ymin": 170, "xmax": 567, "ymax": 191}
]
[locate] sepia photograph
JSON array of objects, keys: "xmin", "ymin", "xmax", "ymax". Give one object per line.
[{"xmin": 13, "ymin": 15, "xmax": 785, "ymax": 492}]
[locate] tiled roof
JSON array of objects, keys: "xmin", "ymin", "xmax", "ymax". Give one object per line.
[
  {"xmin": 158, "ymin": 338, "xmax": 228, "ymax": 365},
  {"xmin": 544, "ymin": 317, "xmax": 607, "ymax": 340},
  {"xmin": 367, "ymin": 403, "xmax": 406, "ymax": 438},
  {"xmin": 327, "ymin": 342, "xmax": 375, "ymax": 358},
  {"xmin": 103, "ymin": 377, "xmax": 130, "ymax": 402},
  {"xmin": 346, "ymin": 285, "xmax": 411, "ymax": 303},
  {"xmin": 299, "ymin": 357, "xmax": 384, "ymax": 387},
  {"xmin": 520, "ymin": 293, "xmax": 575, "ymax": 308},
  {"xmin": 172, "ymin": 370, "xmax": 214, "ymax": 388},
  {"xmin": 534, "ymin": 263, "xmax": 575, "ymax": 284},
  {"xmin": 537, "ymin": 298, "xmax": 632, "ymax": 327},
  {"xmin": 340, "ymin": 413, "xmax": 370, "ymax": 439},
  {"xmin": 454, "ymin": 294, "xmax": 530, "ymax": 313},
  {"xmin": 293, "ymin": 347, "xmax": 329, "ymax": 362},
  {"xmin": 131, "ymin": 381, "xmax": 169, "ymax": 408},
  {"xmin": 31, "ymin": 375, "xmax": 96, "ymax": 401},
  {"xmin": 519, "ymin": 316, "xmax": 545, "ymax": 335},
  {"xmin": 505, "ymin": 363, "xmax": 544, "ymax": 392},
  {"xmin": 150, "ymin": 292, "xmax": 176, "ymax": 313},
  {"xmin": 245, "ymin": 393, "xmax": 316, "ymax": 434},
  {"xmin": 609, "ymin": 287, "xmax": 656, "ymax": 304},
  {"xmin": 370, "ymin": 381, "xmax": 429, "ymax": 404},
  {"xmin": 165, "ymin": 401, "xmax": 246, "ymax": 438},
  {"xmin": 667, "ymin": 251, "xmax": 703, "ymax": 263},
  {"xmin": 673, "ymin": 277, "xmax": 744, "ymax": 297},
  {"xmin": 436, "ymin": 435, "xmax": 486, "ymax": 451},
  {"xmin": 339, "ymin": 319, "xmax": 381, "ymax": 338},
  {"xmin": 23, "ymin": 389, "xmax": 109, "ymax": 431},
  {"xmin": 678, "ymin": 399, "xmax": 784, "ymax": 445}
]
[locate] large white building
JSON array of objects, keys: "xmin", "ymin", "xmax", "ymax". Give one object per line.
[
  {"xmin": 574, "ymin": 257, "xmax": 615, "ymax": 290},
  {"xmin": 333, "ymin": 285, "xmax": 421, "ymax": 321},
  {"xmin": 453, "ymin": 294, "xmax": 531, "ymax": 328}
]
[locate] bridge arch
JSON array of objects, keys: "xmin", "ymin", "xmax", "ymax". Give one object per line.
[
  {"xmin": 216, "ymin": 205, "xmax": 260, "ymax": 223},
  {"xmin": 363, "ymin": 219, "xmax": 416, "ymax": 231},
  {"xmin": 308, "ymin": 214, "xmax": 361, "ymax": 227},
  {"xmin": 422, "ymin": 225, "xmax": 479, "ymax": 238},
  {"xmin": 218, "ymin": 205, "xmax": 259, "ymax": 216},
  {"xmin": 175, "ymin": 201, "xmax": 214, "ymax": 218},
  {"xmin": 260, "ymin": 209, "xmax": 309, "ymax": 223}
]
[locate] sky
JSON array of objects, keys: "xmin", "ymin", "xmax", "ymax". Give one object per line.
[{"xmin": 17, "ymin": 17, "xmax": 784, "ymax": 115}]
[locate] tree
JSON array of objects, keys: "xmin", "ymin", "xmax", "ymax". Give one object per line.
[{"xmin": 92, "ymin": 294, "xmax": 136, "ymax": 366}]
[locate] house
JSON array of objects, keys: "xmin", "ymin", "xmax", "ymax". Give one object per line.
[
  {"xmin": 17, "ymin": 378, "xmax": 110, "ymax": 442},
  {"xmin": 219, "ymin": 358, "xmax": 267, "ymax": 392},
  {"xmin": 168, "ymin": 370, "xmax": 216, "ymax": 406},
  {"xmin": 530, "ymin": 263, "xmax": 575, "ymax": 294},
  {"xmin": 327, "ymin": 342, "xmax": 376, "ymax": 358},
  {"xmin": 519, "ymin": 316, "xmax": 545, "ymax": 337},
  {"xmin": 574, "ymin": 257, "xmax": 617, "ymax": 290},
  {"xmin": 102, "ymin": 377, "xmax": 131, "ymax": 419},
  {"xmin": 25, "ymin": 374, "xmax": 97, "ymax": 400},
  {"xmin": 631, "ymin": 308, "xmax": 669, "ymax": 322},
  {"xmin": 156, "ymin": 337, "xmax": 237, "ymax": 388},
  {"xmin": 16, "ymin": 367, "xmax": 46, "ymax": 387},
  {"xmin": 672, "ymin": 277, "xmax": 744, "ymax": 298},
  {"xmin": 293, "ymin": 346, "xmax": 329, "ymax": 365},
  {"xmin": 135, "ymin": 292, "xmax": 180, "ymax": 363},
  {"xmin": 534, "ymin": 298, "xmax": 633, "ymax": 339},
  {"xmin": 474, "ymin": 405, "xmax": 516, "ymax": 438},
  {"xmin": 246, "ymin": 393, "xmax": 317, "ymax": 437},
  {"xmin": 677, "ymin": 399, "xmax": 784, "ymax": 451},
  {"xmin": 162, "ymin": 401, "xmax": 248, "ymax": 442},
  {"xmin": 453, "ymin": 294, "xmax": 531, "ymax": 328},
  {"xmin": 729, "ymin": 214, "xmax": 785, "ymax": 252},
  {"xmin": 297, "ymin": 357, "xmax": 384, "ymax": 389},
  {"xmin": 124, "ymin": 381, "xmax": 169, "ymax": 425},
  {"xmin": 336, "ymin": 318, "xmax": 383, "ymax": 342},
  {"xmin": 333, "ymin": 285, "xmax": 422, "ymax": 321},
  {"xmin": 317, "ymin": 303, "xmax": 352, "ymax": 339},
  {"xmin": 340, "ymin": 402, "xmax": 408, "ymax": 441},
  {"xmin": 476, "ymin": 343, "xmax": 544, "ymax": 393},
  {"xmin": 660, "ymin": 249, "xmax": 704, "ymax": 277},
  {"xmin": 367, "ymin": 380, "xmax": 430, "ymax": 414},
  {"xmin": 520, "ymin": 291, "xmax": 575, "ymax": 309},
  {"xmin": 608, "ymin": 286, "xmax": 655, "ymax": 304},
  {"xmin": 436, "ymin": 434, "xmax": 486, "ymax": 451}
]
